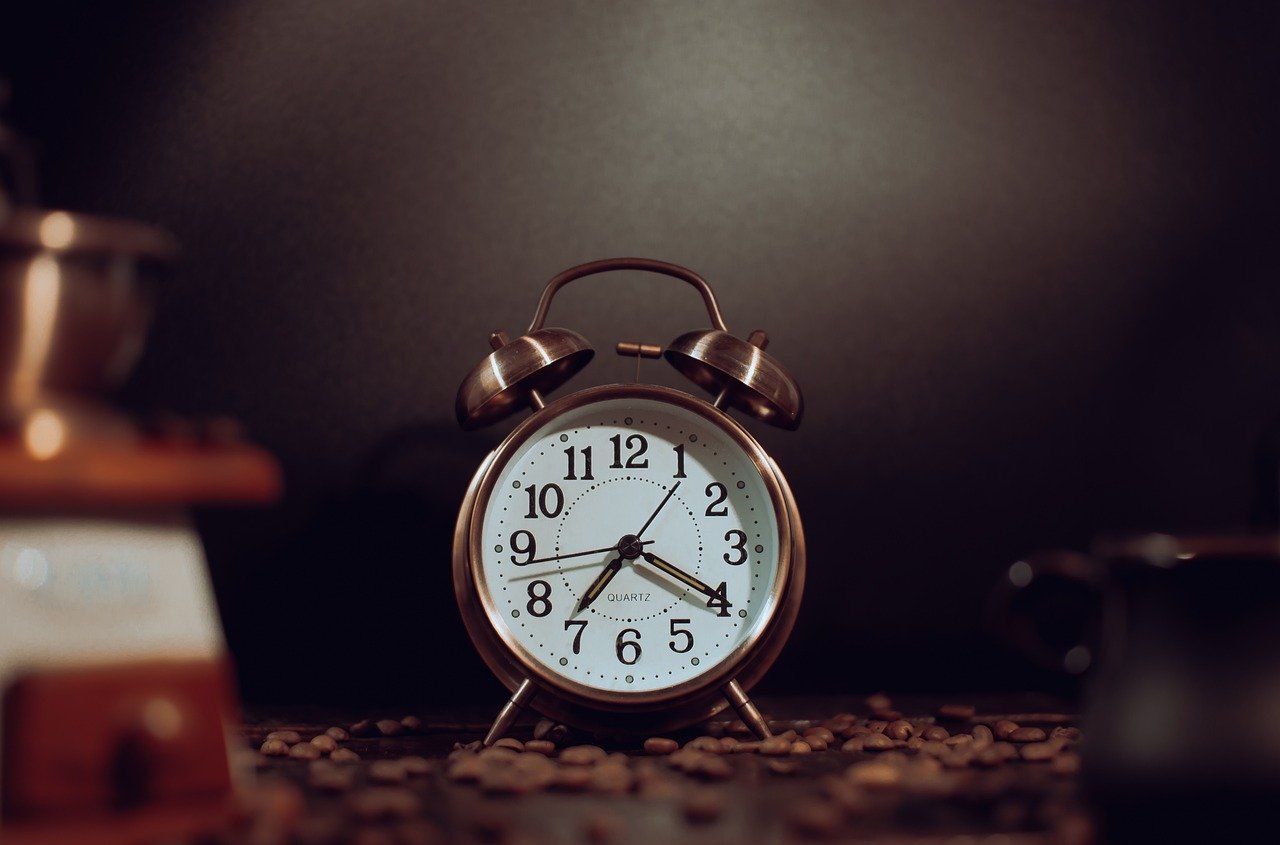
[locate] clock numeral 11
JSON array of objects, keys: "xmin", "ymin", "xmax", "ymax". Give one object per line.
[{"xmin": 563, "ymin": 446, "xmax": 593, "ymax": 481}]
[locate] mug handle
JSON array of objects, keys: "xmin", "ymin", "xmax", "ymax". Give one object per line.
[{"xmin": 990, "ymin": 550, "xmax": 1104, "ymax": 674}]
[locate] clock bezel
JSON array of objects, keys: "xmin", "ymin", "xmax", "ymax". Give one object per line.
[{"xmin": 453, "ymin": 382, "xmax": 805, "ymax": 734}]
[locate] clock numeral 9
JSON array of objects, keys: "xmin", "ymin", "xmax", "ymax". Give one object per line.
[
  {"xmin": 706, "ymin": 581, "xmax": 732, "ymax": 617},
  {"xmin": 524, "ymin": 483, "xmax": 564, "ymax": 519},
  {"xmin": 610, "ymin": 434, "xmax": 649, "ymax": 469},
  {"xmin": 563, "ymin": 446, "xmax": 594, "ymax": 481},
  {"xmin": 615, "ymin": 628, "xmax": 642, "ymax": 665},
  {"xmin": 668, "ymin": 618, "xmax": 694, "ymax": 653},
  {"xmin": 704, "ymin": 482, "xmax": 728, "ymax": 516},
  {"xmin": 723, "ymin": 530, "xmax": 748, "ymax": 565},
  {"xmin": 564, "ymin": 619, "xmax": 587, "ymax": 654},
  {"xmin": 526, "ymin": 580, "xmax": 552, "ymax": 617},
  {"xmin": 509, "ymin": 530, "xmax": 536, "ymax": 565}
]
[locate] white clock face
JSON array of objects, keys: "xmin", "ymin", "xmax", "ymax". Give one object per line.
[{"xmin": 476, "ymin": 394, "xmax": 783, "ymax": 696}]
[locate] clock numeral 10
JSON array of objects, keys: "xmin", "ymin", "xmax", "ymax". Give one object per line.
[
  {"xmin": 524, "ymin": 483, "xmax": 564, "ymax": 519},
  {"xmin": 563, "ymin": 446, "xmax": 593, "ymax": 481}
]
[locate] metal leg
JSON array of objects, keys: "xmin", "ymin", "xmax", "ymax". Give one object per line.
[
  {"xmin": 482, "ymin": 678, "xmax": 538, "ymax": 746},
  {"xmin": 722, "ymin": 678, "xmax": 771, "ymax": 739}
]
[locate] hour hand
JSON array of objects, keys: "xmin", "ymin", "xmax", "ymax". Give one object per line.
[
  {"xmin": 576, "ymin": 557, "xmax": 623, "ymax": 613},
  {"xmin": 641, "ymin": 552, "xmax": 715, "ymax": 599}
]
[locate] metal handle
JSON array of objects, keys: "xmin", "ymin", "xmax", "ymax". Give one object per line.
[
  {"xmin": 991, "ymin": 550, "xmax": 1104, "ymax": 675},
  {"xmin": 526, "ymin": 257, "xmax": 729, "ymax": 333}
]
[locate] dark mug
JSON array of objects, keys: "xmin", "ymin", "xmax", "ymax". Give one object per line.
[{"xmin": 999, "ymin": 533, "xmax": 1280, "ymax": 840}]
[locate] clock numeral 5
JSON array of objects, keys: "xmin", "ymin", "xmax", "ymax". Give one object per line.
[
  {"xmin": 564, "ymin": 619, "xmax": 587, "ymax": 654},
  {"xmin": 668, "ymin": 618, "xmax": 694, "ymax": 653},
  {"xmin": 524, "ymin": 483, "xmax": 564, "ymax": 519},
  {"xmin": 615, "ymin": 628, "xmax": 642, "ymax": 665},
  {"xmin": 724, "ymin": 530, "xmax": 748, "ymax": 565},
  {"xmin": 706, "ymin": 582, "xmax": 732, "ymax": 617}
]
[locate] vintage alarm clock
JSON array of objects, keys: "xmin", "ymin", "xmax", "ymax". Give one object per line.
[{"xmin": 453, "ymin": 258, "xmax": 805, "ymax": 744}]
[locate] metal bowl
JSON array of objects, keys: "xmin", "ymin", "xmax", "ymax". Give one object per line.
[{"xmin": 0, "ymin": 207, "xmax": 175, "ymax": 416}]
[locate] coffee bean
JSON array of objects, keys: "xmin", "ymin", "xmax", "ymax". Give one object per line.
[
  {"xmin": 446, "ymin": 753, "xmax": 483, "ymax": 782},
  {"xmin": 324, "ymin": 726, "xmax": 349, "ymax": 742},
  {"xmin": 919, "ymin": 741, "xmax": 950, "ymax": 757},
  {"xmin": 718, "ymin": 737, "xmax": 740, "ymax": 753},
  {"xmin": 524, "ymin": 739, "xmax": 556, "ymax": 755},
  {"xmin": 400, "ymin": 756, "xmax": 431, "ymax": 776},
  {"xmin": 584, "ymin": 813, "xmax": 623, "ymax": 845},
  {"xmin": 478, "ymin": 745, "xmax": 518, "ymax": 762},
  {"xmin": 686, "ymin": 736, "xmax": 723, "ymax": 753},
  {"xmin": 493, "ymin": 737, "xmax": 524, "ymax": 752},
  {"xmin": 867, "ymin": 720, "xmax": 888, "ymax": 734},
  {"xmin": 993, "ymin": 720, "xmax": 1019, "ymax": 740},
  {"xmin": 759, "ymin": 736, "xmax": 792, "ymax": 756},
  {"xmin": 559, "ymin": 744, "xmax": 607, "ymax": 765},
  {"xmin": 308, "ymin": 764, "xmax": 354, "ymax": 793},
  {"xmin": 806, "ymin": 737, "xmax": 829, "ymax": 751},
  {"xmin": 346, "ymin": 788, "xmax": 421, "ymax": 822},
  {"xmin": 937, "ymin": 703, "xmax": 976, "ymax": 721},
  {"xmin": 842, "ymin": 725, "xmax": 872, "ymax": 739},
  {"xmin": 644, "ymin": 737, "xmax": 679, "ymax": 755},
  {"xmin": 534, "ymin": 719, "xmax": 570, "ymax": 744},
  {"xmin": 733, "ymin": 740, "xmax": 761, "ymax": 753},
  {"xmin": 288, "ymin": 743, "xmax": 321, "ymax": 761},
  {"xmin": 840, "ymin": 736, "xmax": 866, "ymax": 752},
  {"xmin": 260, "ymin": 739, "xmax": 290, "ymax": 757},
  {"xmin": 906, "ymin": 737, "xmax": 925, "ymax": 750},
  {"xmin": 767, "ymin": 759, "xmax": 799, "ymax": 775},
  {"xmin": 865, "ymin": 693, "xmax": 893, "ymax": 712},
  {"xmin": 972, "ymin": 724, "xmax": 994, "ymax": 745},
  {"xmin": 554, "ymin": 765, "xmax": 593, "ymax": 791},
  {"xmin": 265, "ymin": 730, "xmax": 302, "ymax": 745},
  {"xmin": 310, "ymin": 735, "xmax": 337, "ymax": 754},
  {"xmin": 862, "ymin": 733, "xmax": 895, "ymax": 752},
  {"xmin": 1051, "ymin": 726, "xmax": 1083, "ymax": 743},
  {"xmin": 921, "ymin": 725, "xmax": 950, "ymax": 742},
  {"xmin": 792, "ymin": 740, "xmax": 813, "ymax": 754},
  {"xmin": 885, "ymin": 720, "xmax": 912, "ymax": 741},
  {"xmin": 400, "ymin": 715, "xmax": 423, "ymax": 733},
  {"xmin": 1051, "ymin": 752, "xmax": 1082, "ymax": 776},
  {"xmin": 681, "ymin": 787, "xmax": 725, "ymax": 823},
  {"xmin": 944, "ymin": 733, "xmax": 974, "ymax": 747},
  {"xmin": 330, "ymin": 748, "xmax": 360, "ymax": 764},
  {"xmin": 369, "ymin": 760, "xmax": 408, "ymax": 784},
  {"xmin": 375, "ymin": 719, "xmax": 404, "ymax": 737},
  {"xmin": 788, "ymin": 798, "xmax": 843, "ymax": 838},
  {"xmin": 1020, "ymin": 741, "xmax": 1059, "ymax": 762},
  {"xmin": 510, "ymin": 752, "xmax": 557, "ymax": 791},
  {"xmin": 804, "ymin": 726, "xmax": 836, "ymax": 745},
  {"xmin": 941, "ymin": 750, "xmax": 974, "ymax": 769},
  {"xmin": 350, "ymin": 719, "xmax": 376, "ymax": 737},
  {"xmin": 821, "ymin": 775, "xmax": 871, "ymax": 814},
  {"xmin": 1007, "ymin": 727, "xmax": 1047, "ymax": 743},
  {"xmin": 846, "ymin": 761, "xmax": 902, "ymax": 790},
  {"xmin": 974, "ymin": 742, "xmax": 1019, "ymax": 767},
  {"xmin": 823, "ymin": 713, "xmax": 857, "ymax": 735},
  {"xmin": 588, "ymin": 762, "xmax": 634, "ymax": 795}
]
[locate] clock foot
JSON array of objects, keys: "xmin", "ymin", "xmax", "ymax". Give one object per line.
[
  {"xmin": 482, "ymin": 677, "xmax": 538, "ymax": 746},
  {"xmin": 722, "ymin": 678, "xmax": 772, "ymax": 739}
]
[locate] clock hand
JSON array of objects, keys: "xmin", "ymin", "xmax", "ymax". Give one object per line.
[
  {"xmin": 576, "ymin": 556, "xmax": 623, "ymax": 613},
  {"xmin": 641, "ymin": 551, "xmax": 717, "ymax": 599},
  {"xmin": 635, "ymin": 481, "xmax": 681, "ymax": 539},
  {"xmin": 517, "ymin": 541, "xmax": 652, "ymax": 567}
]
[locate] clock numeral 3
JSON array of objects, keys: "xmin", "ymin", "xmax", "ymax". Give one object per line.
[
  {"xmin": 527, "ymin": 580, "xmax": 552, "ymax": 617},
  {"xmin": 704, "ymin": 482, "xmax": 728, "ymax": 516},
  {"xmin": 524, "ymin": 483, "xmax": 564, "ymax": 519},
  {"xmin": 615, "ymin": 628, "xmax": 642, "ymax": 664},
  {"xmin": 706, "ymin": 581, "xmax": 733, "ymax": 617},
  {"xmin": 563, "ymin": 446, "xmax": 594, "ymax": 481},
  {"xmin": 723, "ymin": 530, "xmax": 748, "ymax": 565},
  {"xmin": 510, "ymin": 530, "xmax": 536, "ymax": 565},
  {"xmin": 564, "ymin": 619, "xmax": 587, "ymax": 654},
  {"xmin": 610, "ymin": 434, "xmax": 649, "ymax": 469},
  {"xmin": 668, "ymin": 618, "xmax": 694, "ymax": 653}
]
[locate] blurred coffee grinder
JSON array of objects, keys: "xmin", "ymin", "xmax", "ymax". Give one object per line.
[{"xmin": 0, "ymin": 85, "xmax": 280, "ymax": 842}]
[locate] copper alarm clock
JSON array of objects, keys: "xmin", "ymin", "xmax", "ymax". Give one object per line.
[{"xmin": 453, "ymin": 258, "xmax": 805, "ymax": 744}]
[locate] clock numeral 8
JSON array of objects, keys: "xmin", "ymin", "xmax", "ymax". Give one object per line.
[
  {"xmin": 526, "ymin": 580, "xmax": 552, "ymax": 617},
  {"xmin": 724, "ymin": 529, "xmax": 748, "ymax": 565},
  {"xmin": 615, "ymin": 628, "xmax": 642, "ymax": 665}
]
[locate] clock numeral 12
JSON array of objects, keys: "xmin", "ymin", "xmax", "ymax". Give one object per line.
[{"xmin": 610, "ymin": 434, "xmax": 649, "ymax": 469}]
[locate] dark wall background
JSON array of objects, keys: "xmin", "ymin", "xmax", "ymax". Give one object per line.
[{"xmin": 3, "ymin": 1, "xmax": 1278, "ymax": 706}]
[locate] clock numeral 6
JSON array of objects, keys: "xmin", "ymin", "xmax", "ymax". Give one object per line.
[
  {"xmin": 564, "ymin": 619, "xmax": 587, "ymax": 654},
  {"xmin": 724, "ymin": 530, "xmax": 748, "ymax": 565},
  {"xmin": 610, "ymin": 434, "xmax": 649, "ymax": 469},
  {"xmin": 706, "ymin": 581, "xmax": 733, "ymax": 617},
  {"xmin": 526, "ymin": 580, "xmax": 552, "ymax": 617},
  {"xmin": 524, "ymin": 483, "xmax": 564, "ymax": 519},
  {"xmin": 668, "ymin": 618, "xmax": 694, "ymax": 653},
  {"xmin": 510, "ymin": 530, "xmax": 536, "ymax": 565},
  {"xmin": 705, "ymin": 482, "xmax": 728, "ymax": 516},
  {"xmin": 615, "ymin": 628, "xmax": 642, "ymax": 665}
]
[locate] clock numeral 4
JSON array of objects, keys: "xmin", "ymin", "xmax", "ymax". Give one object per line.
[
  {"xmin": 526, "ymin": 580, "xmax": 552, "ymax": 617},
  {"xmin": 704, "ymin": 482, "xmax": 728, "ymax": 516},
  {"xmin": 563, "ymin": 446, "xmax": 594, "ymax": 481},
  {"xmin": 564, "ymin": 619, "xmax": 587, "ymax": 654},
  {"xmin": 610, "ymin": 434, "xmax": 649, "ymax": 469},
  {"xmin": 724, "ymin": 529, "xmax": 748, "ymax": 565},
  {"xmin": 706, "ymin": 581, "xmax": 732, "ymax": 617},
  {"xmin": 668, "ymin": 618, "xmax": 694, "ymax": 653},
  {"xmin": 615, "ymin": 628, "xmax": 642, "ymax": 665},
  {"xmin": 524, "ymin": 483, "xmax": 564, "ymax": 519}
]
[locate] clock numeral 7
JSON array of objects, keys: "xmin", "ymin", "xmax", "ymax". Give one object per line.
[
  {"xmin": 706, "ymin": 582, "xmax": 732, "ymax": 617},
  {"xmin": 564, "ymin": 619, "xmax": 587, "ymax": 654}
]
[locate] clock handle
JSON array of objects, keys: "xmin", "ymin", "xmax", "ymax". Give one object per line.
[
  {"xmin": 482, "ymin": 677, "xmax": 539, "ymax": 747},
  {"xmin": 527, "ymin": 257, "xmax": 729, "ymax": 333},
  {"xmin": 723, "ymin": 678, "xmax": 772, "ymax": 740}
]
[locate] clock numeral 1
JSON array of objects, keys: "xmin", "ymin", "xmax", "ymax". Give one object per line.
[
  {"xmin": 524, "ymin": 483, "xmax": 564, "ymax": 519},
  {"xmin": 668, "ymin": 618, "xmax": 693, "ymax": 653},
  {"xmin": 706, "ymin": 581, "xmax": 733, "ymax": 617},
  {"xmin": 615, "ymin": 628, "xmax": 642, "ymax": 665},
  {"xmin": 564, "ymin": 619, "xmax": 587, "ymax": 654},
  {"xmin": 672, "ymin": 443, "xmax": 687, "ymax": 478},
  {"xmin": 724, "ymin": 529, "xmax": 748, "ymax": 565},
  {"xmin": 610, "ymin": 434, "xmax": 649, "ymax": 469},
  {"xmin": 563, "ymin": 446, "xmax": 593, "ymax": 481},
  {"xmin": 527, "ymin": 580, "xmax": 552, "ymax": 617}
]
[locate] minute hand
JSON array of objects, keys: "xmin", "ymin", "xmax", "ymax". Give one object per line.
[{"xmin": 642, "ymin": 551, "xmax": 716, "ymax": 599}]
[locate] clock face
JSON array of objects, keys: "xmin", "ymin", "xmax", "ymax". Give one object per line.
[{"xmin": 473, "ymin": 392, "xmax": 784, "ymax": 698}]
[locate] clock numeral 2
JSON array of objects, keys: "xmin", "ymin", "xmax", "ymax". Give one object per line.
[
  {"xmin": 563, "ymin": 446, "xmax": 593, "ymax": 481},
  {"xmin": 724, "ymin": 529, "xmax": 748, "ymax": 565},
  {"xmin": 524, "ymin": 483, "xmax": 564, "ymax": 519},
  {"xmin": 668, "ymin": 618, "xmax": 694, "ymax": 653},
  {"xmin": 704, "ymin": 482, "xmax": 728, "ymax": 516},
  {"xmin": 610, "ymin": 434, "xmax": 649, "ymax": 469},
  {"xmin": 615, "ymin": 628, "xmax": 642, "ymax": 664},
  {"xmin": 564, "ymin": 619, "xmax": 587, "ymax": 654},
  {"xmin": 527, "ymin": 580, "xmax": 552, "ymax": 617},
  {"xmin": 706, "ymin": 581, "xmax": 733, "ymax": 617}
]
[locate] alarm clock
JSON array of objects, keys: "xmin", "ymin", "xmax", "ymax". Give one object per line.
[{"xmin": 453, "ymin": 258, "xmax": 805, "ymax": 743}]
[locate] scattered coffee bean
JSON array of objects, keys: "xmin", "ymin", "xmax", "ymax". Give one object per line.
[
  {"xmin": 330, "ymin": 748, "xmax": 360, "ymax": 764},
  {"xmin": 1051, "ymin": 752, "xmax": 1082, "ymax": 776},
  {"xmin": 1007, "ymin": 727, "xmax": 1047, "ymax": 743},
  {"xmin": 534, "ymin": 719, "xmax": 570, "ymax": 744},
  {"xmin": 867, "ymin": 720, "xmax": 888, "ymax": 734},
  {"xmin": 806, "ymin": 736, "xmax": 829, "ymax": 751},
  {"xmin": 400, "ymin": 756, "xmax": 431, "ymax": 776},
  {"xmin": 369, "ymin": 760, "xmax": 408, "ymax": 784},
  {"xmin": 310, "ymin": 735, "xmax": 337, "ymax": 754},
  {"xmin": 840, "ymin": 736, "xmax": 866, "ymax": 752},
  {"xmin": 885, "ymin": 720, "xmax": 912, "ymax": 741},
  {"xmin": 308, "ymin": 763, "xmax": 355, "ymax": 793},
  {"xmin": 862, "ymin": 733, "xmax": 895, "ymax": 752},
  {"xmin": 792, "ymin": 740, "xmax": 813, "ymax": 754},
  {"xmin": 265, "ymin": 730, "xmax": 302, "ymax": 745},
  {"xmin": 937, "ymin": 703, "xmax": 976, "ymax": 721},
  {"xmin": 788, "ymin": 798, "xmax": 843, "ymax": 838},
  {"xmin": 846, "ymin": 761, "xmax": 902, "ymax": 790},
  {"xmin": 324, "ymin": 726, "xmax": 349, "ymax": 742},
  {"xmin": 559, "ymin": 745, "xmax": 607, "ymax": 765},
  {"xmin": 644, "ymin": 737, "xmax": 679, "ymax": 755},
  {"xmin": 993, "ymin": 720, "xmax": 1019, "ymax": 740},
  {"xmin": 759, "ymin": 736, "xmax": 792, "ymax": 756},
  {"xmin": 733, "ymin": 740, "xmax": 761, "ymax": 753},
  {"xmin": 346, "ymin": 788, "xmax": 421, "ymax": 822},
  {"xmin": 921, "ymin": 725, "xmax": 950, "ymax": 742},
  {"xmin": 375, "ymin": 719, "xmax": 404, "ymax": 737},
  {"xmin": 446, "ymin": 753, "xmax": 483, "ymax": 782},
  {"xmin": 695, "ymin": 755, "xmax": 733, "ymax": 780},
  {"xmin": 805, "ymin": 726, "xmax": 836, "ymax": 745},
  {"xmin": 1020, "ymin": 741, "xmax": 1060, "ymax": 762},
  {"xmin": 1051, "ymin": 726, "xmax": 1083, "ymax": 743},
  {"xmin": 589, "ymin": 762, "xmax": 634, "ymax": 794},
  {"xmin": 767, "ymin": 759, "xmax": 799, "ymax": 775},
  {"xmin": 681, "ymin": 787, "xmax": 725, "ymax": 823},
  {"xmin": 400, "ymin": 715, "xmax": 423, "ymax": 733},
  {"xmin": 584, "ymin": 813, "xmax": 623, "ymax": 845},
  {"xmin": 493, "ymin": 737, "xmax": 524, "ymax": 752},
  {"xmin": 260, "ymin": 739, "xmax": 290, "ymax": 757},
  {"xmin": 554, "ymin": 765, "xmax": 593, "ymax": 791},
  {"xmin": 945, "ymin": 733, "xmax": 974, "ymax": 747},
  {"xmin": 719, "ymin": 737, "xmax": 740, "ymax": 753},
  {"xmin": 686, "ymin": 736, "xmax": 723, "ymax": 753},
  {"xmin": 919, "ymin": 741, "xmax": 949, "ymax": 757},
  {"xmin": 288, "ymin": 742, "xmax": 321, "ymax": 761},
  {"xmin": 823, "ymin": 713, "xmax": 857, "ymax": 735},
  {"xmin": 972, "ymin": 724, "xmax": 995, "ymax": 745},
  {"xmin": 865, "ymin": 692, "xmax": 893, "ymax": 712},
  {"xmin": 524, "ymin": 739, "xmax": 556, "ymax": 755},
  {"xmin": 350, "ymin": 720, "xmax": 376, "ymax": 737},
  {"xmin": 906, "ymin": 737, "xmax": 925, "ymax": 750}
]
